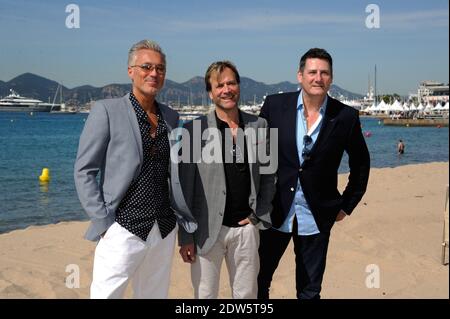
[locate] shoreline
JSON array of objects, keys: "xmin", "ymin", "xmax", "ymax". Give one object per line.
[
  {"xmin": 0, "ymin": 162, "xmax": 448, "ymax": 298},
  {"xmin": 383, "ymin": 118, "xmax": 448, "ymax": 127},
  {"xmin": 2, "ymin": 160, "xmax": 449, "ymax": 237}
]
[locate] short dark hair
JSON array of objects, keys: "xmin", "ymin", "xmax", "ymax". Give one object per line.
[
  {"xmin": 205, "ymin": 61, "xmax": 240, "ymax": 92},
  {"xmin": 299, "ymin": 48, "xmax": 333, "ymax": 76}
]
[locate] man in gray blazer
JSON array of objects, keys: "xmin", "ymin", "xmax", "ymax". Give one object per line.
[
  {"xmin": 74, "ymin": 40, "xmax": 196, "ymax": 299},
  {"xmin": 178, "ymin": 61, "xmax": 276, "ymax": 299}
]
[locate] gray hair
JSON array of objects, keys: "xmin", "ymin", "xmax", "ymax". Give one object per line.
[{"xmin": 128, "ymin": 40, "xmax": 166, "ymax": 66}]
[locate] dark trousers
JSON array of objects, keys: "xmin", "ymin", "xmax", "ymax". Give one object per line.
[{"xmin": 257, "ymin": 218, "xmax": 330, "ymax": 299}]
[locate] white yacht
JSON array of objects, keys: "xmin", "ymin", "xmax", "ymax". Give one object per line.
[{"xmin": 0, "ymin": 89, "xmax": 54, "ymax": 112}]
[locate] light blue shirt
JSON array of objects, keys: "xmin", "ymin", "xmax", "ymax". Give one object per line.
[{"xmin": 277, "ymin": 91, "xmax": 328, "ymax": 235}]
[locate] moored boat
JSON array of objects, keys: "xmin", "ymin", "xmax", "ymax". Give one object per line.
[{"xmin": 0, "ymin": 89, "xmax": 54, "ymax": 112}]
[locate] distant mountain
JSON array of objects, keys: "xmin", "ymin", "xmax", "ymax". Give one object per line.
[{"xmin": 0, "ymin": 73, "xmax": 363, "ymax": 107}]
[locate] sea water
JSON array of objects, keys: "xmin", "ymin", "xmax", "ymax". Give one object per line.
[{"xmin": 0, "ymin": 112, "xmax": 448, "ymax": 234}]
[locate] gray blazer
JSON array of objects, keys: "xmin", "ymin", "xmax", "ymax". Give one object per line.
[
  {"xmin": 74, "ymin": 94, "xmax": 197, "ymax": 241},
  {"xmin": 178, "ymin": 110, "xmax": 276, "ymax": 255}
]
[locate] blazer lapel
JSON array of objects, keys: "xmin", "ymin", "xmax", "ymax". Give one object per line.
[
  {"xmin": 241, "ymin": 112, "xmax": 258, "ymax": 202},
  {"xmin": 159, "ymin": 103, "xmax": 178, "ymax": 131},
  {"xmin": 201, "ymin": 110, "xmax": 226, "ymax": 190},
  {"xmin": 158, "ymin": 102, "xmax": 179, "ymax": 145},
  {"xmin": 206, "ymin": 110, "xmax": 218, "ymax": 129},
  {"xmin": 124, "ymin": 94, "xmax": 143, "ymax": 164},
  {"xmin": 311, "ymin": 95, "xmax": 339, "ymax": 154},
  {"xmin": 206, "ymin": 110, "xmax": 222, "ymax": 148},
  {"xmin": 284, "ymin": 92, "xmax": 301, "ymax": 168}
]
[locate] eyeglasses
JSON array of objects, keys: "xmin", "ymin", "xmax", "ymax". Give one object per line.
[
  {"xmin": 130, "ymin": 63, "xmax": 166, "ymax": 75},
  {"xmin": 302, "ymin": 135, "xmax": 313, "ymax": 160}
]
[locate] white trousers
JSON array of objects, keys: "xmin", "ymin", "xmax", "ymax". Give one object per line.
[
  {"xmin": 91, "ymin": 221, "xmax": 177, "ymax": 299},
  {"xmin": 191, "ymin": 224, "xmax": 260, "ymax": 299}
]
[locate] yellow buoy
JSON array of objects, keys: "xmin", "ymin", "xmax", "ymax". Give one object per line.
[{"xmin": 39, "ymin": 168, "xmax": 50, "ymax": 182}]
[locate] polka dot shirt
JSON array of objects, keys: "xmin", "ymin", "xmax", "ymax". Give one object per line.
[{"xmin": 115, "ymin": 93, "xmax": 177, "ymax": 241}]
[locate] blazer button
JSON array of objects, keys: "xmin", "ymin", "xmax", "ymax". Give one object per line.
[
  {"xmin": 299, "ymin": 168, "xmax": 303, "ymax": 172},
  {"xmin": 290, "ymin": 187, "xmax": 295, "ymax": 192}
]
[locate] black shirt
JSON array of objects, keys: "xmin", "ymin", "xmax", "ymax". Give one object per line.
[
  {"xmin": 215, "ymin": 111, "xmax": 252, "ymax": 227},
  {"xmin": 115, "ymin": 93, "xmax": 176, "ymax": 241}
]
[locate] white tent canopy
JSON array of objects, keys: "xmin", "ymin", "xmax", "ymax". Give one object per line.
[
  {"xmin": 425, "ymin": 102, "xmax": 434, "ymax": 112},
  {"xmin": 376, "ymin": 100, "xmax": 388, "ymax": 111},
  {"xmin": 433, "ymin": 102, "xmax": 444, "ymax": 111},
  {"xmin": 389, "ymin": 100, "xmax": 404, "ymax": 112}
]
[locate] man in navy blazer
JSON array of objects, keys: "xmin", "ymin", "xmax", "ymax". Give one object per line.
[{"xmin": 257, "ymin": 48, "xmax": 370, "ymax": 299}]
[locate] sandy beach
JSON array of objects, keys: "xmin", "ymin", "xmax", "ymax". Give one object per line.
[{"xmin": 0, "ymin": 162, "xmax": 448, "ymax": 299}]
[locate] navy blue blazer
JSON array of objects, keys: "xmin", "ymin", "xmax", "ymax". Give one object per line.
[{"xmin": 259, "ymin": 91, "xmax": 370, "ymax": 232}]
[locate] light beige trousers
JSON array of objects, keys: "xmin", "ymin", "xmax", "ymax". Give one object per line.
[{"xmin": 191, "ymin": 224, "xmax": 260, "ymax": 299}]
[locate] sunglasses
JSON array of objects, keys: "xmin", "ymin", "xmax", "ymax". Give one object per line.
[
  {"xmin": 130, "ymin": 63, "xmax": 166, "ymax": 75},
  {"xmin": 302, "ymin": 135, "xmax": 313, "ymax": 160}
]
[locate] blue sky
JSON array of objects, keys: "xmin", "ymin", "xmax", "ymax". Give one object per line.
[{"xmin": 0, "ymin": 0, "xmax": 448, "ymax": 95}]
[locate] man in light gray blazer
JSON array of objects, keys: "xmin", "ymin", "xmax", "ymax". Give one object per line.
[
  {"xmin": 178, "ymin": 61, "xmax": 276, "ymax": 299},
  {"xmin": 74, "ymin": 40, "xmax": 196, "ymax": 299}
]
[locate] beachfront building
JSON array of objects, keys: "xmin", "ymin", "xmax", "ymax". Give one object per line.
[{"xmin": 418, "ymin": 81, "xmax": 449, "ymax": 104}]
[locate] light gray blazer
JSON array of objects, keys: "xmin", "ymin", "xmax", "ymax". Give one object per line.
[
  {"xmin": 178, "ymin": 110, "xmax": 276, "ymax": 255},
  {"xmin": 74, "ymin": 94, "xmax": 197, "ymax": 241}
]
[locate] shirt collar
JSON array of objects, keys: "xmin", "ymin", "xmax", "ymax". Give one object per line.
[
  {"xmin": 215, "ymin": 109, "xmax": 245, "ymax": 129},
  {"xmin": 297, "ymin": 90, "xmax": 328, "ymax": 116},
  {"xmin": 129, "ymin": 92, "xmax": 160, "ymax": 122}
]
